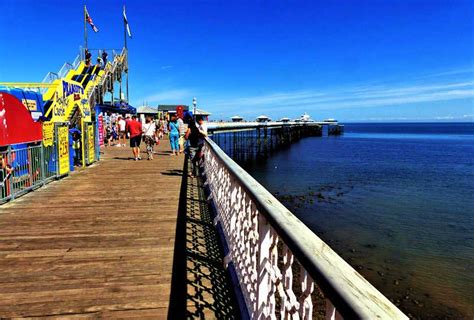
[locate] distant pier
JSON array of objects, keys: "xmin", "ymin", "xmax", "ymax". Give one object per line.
[{"xmin": 208, "ymin": 121, "xmax": 344, "ymax": 163}]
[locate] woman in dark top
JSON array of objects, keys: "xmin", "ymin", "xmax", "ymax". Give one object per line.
[{"xmin": 184, "ymin": 116, "xmax": 202, "ymax": 178}]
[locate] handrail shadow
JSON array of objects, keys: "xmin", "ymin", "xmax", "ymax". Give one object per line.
[{"xmin": 168, "ymin": 157, "xmax": 240, "ymax": 319}]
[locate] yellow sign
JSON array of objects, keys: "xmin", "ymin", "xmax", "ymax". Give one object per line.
[
  {"xmin": 57, "ymin": 126, "xmax": 70, "ymax": 175},
  {"xmin": 22, "ymin": 99, "xmax": 37, "ymax": 111},
  {"xmin": 42, "ymin": 122, "xmax": 54, "ymax": 147},
  {"xmin": 43, "ymin": 122, "xmax": 54, "ymax": 147},
  {"xmin": 88, "ymin": 125, "xmax": 95, "ymax": 163}
]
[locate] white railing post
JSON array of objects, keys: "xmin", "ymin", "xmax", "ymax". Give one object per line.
[
  {"xmin": 256, "ymin": 215, "xmax": 275, "ymax": 319},
  {"xmin": 299, "ymin": 267, "xmax": 314, "ymax": 320}
]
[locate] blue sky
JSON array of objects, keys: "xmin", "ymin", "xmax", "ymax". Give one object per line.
[{"xmin": 0, "ymin": 0, "xmax": 473, "ymax": 121}]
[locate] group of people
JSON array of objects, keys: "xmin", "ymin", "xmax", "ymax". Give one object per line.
[
  {"xmin": 131, "ymin": 113, "xmax": 208, "ymax": 176},
  {"xmin": 84, "ymin": 49, "xmax": 108, "ymax": 68},
  {"xmin": 166, "ymin": 113, "xmax": 208, "ymax": 176},
  {"xmin": 104, "ymin": 113, "xmax": 128, "ymax": 147},
  {"xmin": 102, "ymin": 113, "xmax": 208, "ymax": 176}
]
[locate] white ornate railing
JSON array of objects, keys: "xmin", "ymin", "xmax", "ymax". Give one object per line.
[{"xmin": 202, "ymin": 137, "xmax": 408, "ymax": 320}]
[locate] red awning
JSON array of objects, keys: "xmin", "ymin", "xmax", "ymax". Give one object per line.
[{"xmin": 0, "ymin": 92, "xmax": 43, "ymax": 146}]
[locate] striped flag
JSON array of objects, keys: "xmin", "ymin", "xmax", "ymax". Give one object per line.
[
  {"xmin": 123, "ymin": 5, "xmax": 132, "ymax": 38},
  {"xmin": 85, "ymin": 6, "xmax": 99, "ymax": 33}
]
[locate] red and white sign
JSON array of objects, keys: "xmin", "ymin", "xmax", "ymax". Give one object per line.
[{"xmin": 98, "ymin": 115, "xmax": 104, "ymax": 146}]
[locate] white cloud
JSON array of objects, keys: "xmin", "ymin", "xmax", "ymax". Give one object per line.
[
  {"xmin": 160, "ymin": 65, "xmax": 173, "ymax": 70},
  {"xmin": 205, "ymin": 79, "xmax": 474, "ymax": 115},
  {"xmin": 417, "ymin": 67, "xmax": 474, "ymax": 79}
]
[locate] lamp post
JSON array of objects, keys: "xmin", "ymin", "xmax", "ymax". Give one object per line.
[{"xmin": 192, "ymin": 97, "xmax": 197, "ymax": 119}]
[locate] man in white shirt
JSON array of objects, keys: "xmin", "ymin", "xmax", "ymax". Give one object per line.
[{"xmin": 117, "ymin": 116, "xmax": 127, "ymax": 147}]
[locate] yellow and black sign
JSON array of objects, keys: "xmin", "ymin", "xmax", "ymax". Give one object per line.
[
  {"xmin": 87, "ymin": 124, "xmax": 95, "ymax": 163},
  {"xmin": 42, "ymin": 122, "xmax": 55, "ymax": 147},
  {"xmin": 45, "ymin": 79, "xmax": 92, "ymax": 123},
  {"xmin": 57, "ymin": 126, "xmax": 70, "ymax": 175}
]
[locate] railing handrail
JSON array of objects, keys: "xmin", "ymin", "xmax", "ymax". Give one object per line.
[
  {"xmin": 207, "ymin": 121, "xmax": 342, "ymax": 132},
  {"xmin": 72, "ymin": 55, "xmax": 81, "ymax": 69},
  {"xmin": 204, "ymin": 137, "xmax": 407, "ymax": 319},
  {"xmin": 207, "ymin": 122, "xmax": 316, "ymax": 132},
  {"xmin": 57, "ymin": 62, "xmax": 73, "ymax": 79},
  {"xmin": 41, "ymin": 72, "xmax": 59, "ymax": 84}
]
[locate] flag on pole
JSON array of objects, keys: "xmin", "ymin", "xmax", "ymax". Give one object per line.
[
  {"xmin": 123, "ymin": 5, "xmax": 132, "ymax": 38},
  {"xmin": 85, "ymin": 6, "xmax": 99, "ymax": 33}
]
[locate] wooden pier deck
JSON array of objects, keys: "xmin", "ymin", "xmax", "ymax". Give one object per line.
[{"xmin": 0, "ymin": 140, "xmax": 238, "ymax": 319}]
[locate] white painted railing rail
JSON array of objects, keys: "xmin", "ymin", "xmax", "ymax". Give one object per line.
[
  {"xmin": 207, "ymin": 121, "xmax": 330, "ymax": 132},
  {"xmin": 202, "ymin": 137, "xmax": 408, "ymax": 320}
]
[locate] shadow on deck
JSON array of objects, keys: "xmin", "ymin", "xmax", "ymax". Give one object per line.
[{"xmin": 168, "ymin": 159, "xmax": 241, "ymax": 319}]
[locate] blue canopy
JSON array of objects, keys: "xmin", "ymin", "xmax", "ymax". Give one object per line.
[{"xmin": 95, "ymin": 102, "xmax": 136, "ymax": 115}]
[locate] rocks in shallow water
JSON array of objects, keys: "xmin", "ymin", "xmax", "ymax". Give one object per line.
[
  {"xmin": 317, "ymin": 192, "xmax": 325, "ymax": 199},
  {"xmin": 412, "ymin": 299, "xmax": 423, "ymax": 307},
  {"xmin": 364, "ymin": 243, "xmax": 377, "ymax": 249}
]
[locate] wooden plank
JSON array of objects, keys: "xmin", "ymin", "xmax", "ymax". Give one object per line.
[{"xmin": 0, "ymin": 141, "xmax": 184, "ymax": 318}]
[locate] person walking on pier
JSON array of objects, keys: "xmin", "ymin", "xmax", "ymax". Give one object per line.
[
  {"xmin": 127, "ymin": 115, "xmax": 142, "ymax": 161},
  {"xmin": 196, "ymin": 116, "xmax": 208, "ymax": 146},
  {"xmin": 117, "ymin": 116, "xmax": 126, "ymax": 147},
  {"xmin": 177, "ymin": 116, "xmax": 186, "ymax": 154},
  {"xmin": 168, "ymin": 114, "xmax": 180, "ymax": 156},
  {"xmin": 142, "ymin": 116, "xmax": 158, "ymax": 160},
  {"xmin": 184, "ymin": 115, "xmax": 202, "ymax": 178},
  {"xmin": 157, "ymin": 118, "xmax": 164, "ymax": 139}
]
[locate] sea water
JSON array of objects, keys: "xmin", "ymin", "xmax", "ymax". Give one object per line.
[{"xmin": 244, "ymin": 122, "xmax": 474, "ymax": 319}]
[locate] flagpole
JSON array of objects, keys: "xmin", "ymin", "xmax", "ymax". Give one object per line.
[
  {"xmin": 123, "ymin": 5, "xmax": 129, "ymax": 103},
  {"xmin": 84, "ymin": 5, "xmax": 88, "ymax": 52}
]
